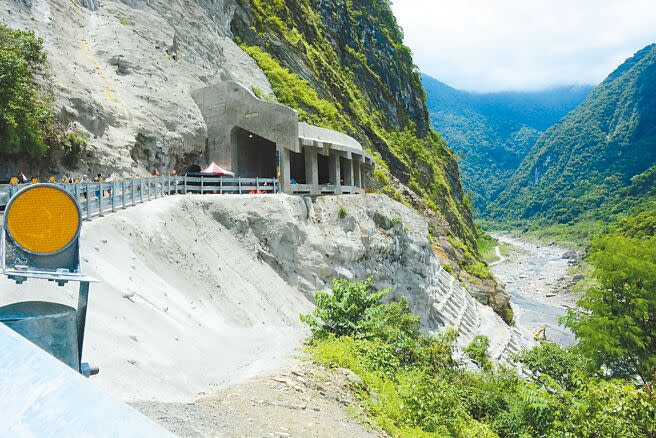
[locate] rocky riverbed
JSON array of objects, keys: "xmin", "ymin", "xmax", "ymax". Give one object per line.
[{"xmin": 489, "ymin": 235, "xmax": 582, "ymax": 345}]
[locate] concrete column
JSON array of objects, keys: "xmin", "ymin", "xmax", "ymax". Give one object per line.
[
  {"xmin": 304, "ymin": 147, "xmax": 319, "ymax": 194},
  {"xmin": 353, "ymin": 159, "xmax": 362, "ymax": 189},
  {"xmin": 279, "ymin": 146, "xmax": 291, "ymax": 193},
  {"xmin": 361, "ymin": 165, "xmax": 367, "ymax": 191},
  {"xmin": 329, "ymin": 152, "xmax": 341, "ymax": 194},
  {"xmin": 343, "ymin": 158, "xmax": 353, "ymax": 190}
]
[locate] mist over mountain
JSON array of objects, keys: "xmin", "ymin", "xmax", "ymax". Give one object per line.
[
  {"xmin": 487, "ymin": 44, "xmax": 656, "ymax": 225},
  {"xmin": 423, "ymin": 74, "xmax": 592, "ymax": 210}
]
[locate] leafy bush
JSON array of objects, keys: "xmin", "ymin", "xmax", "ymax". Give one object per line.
[
  {"xmin": 303, "ymin": 279, "xmax": 656, "ymax": 437},
  {"xmin": 301, "ymin": 277, "xmax": 388, "ymax": 338},
  {"xmin": 337, "ymin": 206, "xmax": 347, "ymax": 219},
  {"xmin": 465, "ymin": 335, "xmax": 492, "ymax": 371},
  {"xmin": 61, "ymin": 130, "xmax": 87, "ymax": 168},
  {"xmin": 513, "ymin": 340, "xmax": 590, "ymax": 389}
]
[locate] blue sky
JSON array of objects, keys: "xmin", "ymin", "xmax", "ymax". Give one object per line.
[{"xmin": 390, "ymin": 0, "xmax": 656, "ymax": 92}]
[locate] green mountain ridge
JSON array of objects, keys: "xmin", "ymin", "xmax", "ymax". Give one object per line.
[
  {"xmin": 422, "ymin": 74, "xmax": 591, "ymax": 210},
  {"xmin": 487, "ymin": 43, "xmax": 656, "ymax": 226}
]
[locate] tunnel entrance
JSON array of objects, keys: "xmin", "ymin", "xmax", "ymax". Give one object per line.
[
  {"xmin": 290, "ymin": 150, "xmax": 305, "ymax": 184},
  {"xmin": 318, "ymin": 154, "xmax": 329, "ymax": 185},
  {"xmin": 231, "ymin": 127, "xmax": 276, "ymax": 178}
]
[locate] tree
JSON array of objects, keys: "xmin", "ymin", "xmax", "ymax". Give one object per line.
[
  {"xmin": 563, "ymin": 235, "xmax": 656, "ymax": 382},
  {"xmin": 0, "ymin": 24, "xmax": 51, "ymax": 159}
]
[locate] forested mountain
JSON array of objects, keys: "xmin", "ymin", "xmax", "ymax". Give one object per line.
[
  {"xmin": 423, "ymin": 74, "xmax": 591, "ymax": 210},
  {"xmin": 487, "ymin": 44, "xmax": 656, "ymax": 225}
]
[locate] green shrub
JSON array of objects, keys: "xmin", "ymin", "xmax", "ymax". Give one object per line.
[
  {"xmin": 337, "ymin": 206, "xmax": 347, "ymax": 219},
  {"xmin": 465, "ymin": 335, "xmax": 492, "ymax": 371},
  {"xmin": 61, "ymin": 130, "xmax": 87, "ymax": 168},
  {"xmin": 301, "ymin": 277, "xmax": 388, "ymax": 339},
  {"xmin": 513, "ymin": 340, "xmax": 590, "ymax": 389}
]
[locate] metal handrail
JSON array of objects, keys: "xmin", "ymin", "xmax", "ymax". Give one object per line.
[{"xmin": 0, "ymin": 176, "xmax": 281, "ymax": 221}]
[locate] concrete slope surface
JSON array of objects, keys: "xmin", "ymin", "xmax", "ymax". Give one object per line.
[
  {"xmin": 0, "ymin": 194, "xmax": 529, "ymax": 404},
  {"xmin": 0, "ymin": 195, "xmax": 312, "ymax": 402}
]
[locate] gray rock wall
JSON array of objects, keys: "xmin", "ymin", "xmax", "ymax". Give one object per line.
[
  {"xmin": 199, "ymin": 194, "xmax": 531, "ymax": 359},
  {"xmin": 1, "ymin": 0, "xmax": 272, "ymax": 176}
]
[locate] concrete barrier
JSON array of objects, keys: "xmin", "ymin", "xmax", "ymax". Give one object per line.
[{"xmin": 0, "ymin": 323, "xmax": 173, "ymax": 437}]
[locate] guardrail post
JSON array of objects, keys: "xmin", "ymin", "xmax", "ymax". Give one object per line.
[
  {"xmin": 147, "ymin": 178, "xmax": 151, "ymax": 200},
  {"xmin": 121, "ymin": 180, "xmax": 126, "ymax": 209},
  {"xmin": 256, "ymin": 177, "xmax": 259, "ymax": 193},
  {"xmin": 184, "ymin": 175, "xmax": 188, "ymax": 194},
  {"xmin": 111, "ymin": 181, "xmax": 116, "ymax": 213},
  {"xmin": 73, "ymin": 182, "xmax": 79, "ymax": 202},
  {"xmin": 131, "ymin": 178, "xmax": 135, "ymax": 206},
  {"xmin": 200, "ymin": 177, "xmax": 204, "ymax": 195},
  {"xmin": 238, "ymin": 178, "xmax": 242, "ymax": 194},
  {"xmin": 86, "ymin": 184, "xmax": 91, "ymax": 220},
  {"xmin": 220, "ymin": 177, "xmax": 223, "ymax": 195},
  {"xmin": 174, "ymin": 176, "xmax": 178, "ymax": 194},
  {"xmin": 97, "ymin": 183, "xmax": 103, "ymax": 217},
  {"xmin": 167, "ymin": 175, "xmax": 171, "ymax": 195}
]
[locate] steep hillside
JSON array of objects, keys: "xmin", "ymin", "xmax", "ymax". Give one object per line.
[
  {"xmin": 0, "ymin": 194, "xmax": 527, "ymax": 402},
  {"xmin": 422, "ymin": 74, "xmax": 591, "ymax": 210},
  {"xmin": 488, "ymin": 44, "xmax": 656, "ymax": 224},
  {"xmin": 0, "ymin": 1, "xmax": 502, "ymax": 303},
  {"xmin": 229, "ymin": 0, "xmax": 507, "ymax": 306},
  {"xmin": 229, "ymin": 1, "xmax": 473, "ymax": 242}
]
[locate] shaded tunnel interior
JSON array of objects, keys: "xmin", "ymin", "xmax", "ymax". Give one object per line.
[
  {"xmin": 290, "ymin": 151, "xmax": 305, "ymax": 184},
  {"xmin": 318, "ymin": 154, "xmax": 329, "ymax": 184},
  {"xmin": 232, "ymin": 127, "xmax": 276, "ymax": 178}
]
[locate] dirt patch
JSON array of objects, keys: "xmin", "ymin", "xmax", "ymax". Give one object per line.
[{"xmin": 132, "ymin": 361, "xmax": 385, "ymax": 437}]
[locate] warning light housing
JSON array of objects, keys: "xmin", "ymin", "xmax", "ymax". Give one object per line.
[{"xmin": 5, "ymin": 185, "xmax": 81, "ymax": 255}]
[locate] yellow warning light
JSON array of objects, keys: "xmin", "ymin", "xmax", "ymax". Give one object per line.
[
  {"xmin": 5, "ymin": 185, "xmax": 81, "ymax": 255},
  {"xmin": 74, "ymin": 178, "xmax": 80, "ymax": 183},
  {"xmin": 49, "ymin": 176, "xmax": 55, "ymax": 182},
  {"xmin": 31, "ymin": 178, "xmax": 38, "ymax": 184},
  {"xmin": 10, "ymin": 177, "xmax": 18, "ymax": 184}
]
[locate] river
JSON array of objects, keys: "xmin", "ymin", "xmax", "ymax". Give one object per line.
[{"xmin": 489, "ymin": 235, "xmax": 578, "ymax": 346}]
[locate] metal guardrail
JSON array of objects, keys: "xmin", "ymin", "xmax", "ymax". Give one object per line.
[{"xmin": 0, "ymin": 176, "xmax": 280, "ymax": 220}]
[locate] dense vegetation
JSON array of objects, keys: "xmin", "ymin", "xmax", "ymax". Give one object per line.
[
  {"xmin": 423, "ymin": 74, "xmax": 591, "ymax": 211},
  {"xmin": 0, "ymin": 24, "xmax": 51, "ymax": 159},
  {"xmin": 302, "ymin": 278, "xmax": 656, "ymax": 437},
  {"xmin": 487, "ymin": 44, "xmax": 656, "ymax": 227},
  {"xmin": 564, "ymin": 234, "xmax": 656, "ymax": 383},
  {"xmin": 232, "ymin": 0, "xmax": 481, "ymax": 263},
  {"xmin": 0, "ymin": 24, "xmax": 85, "ymax": 166}
]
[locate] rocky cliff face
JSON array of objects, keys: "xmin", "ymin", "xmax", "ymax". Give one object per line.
[
  {"xmin": 228, "ymin": 0, "xmax": 510, "ymax": 316},
  {"xmin": 2, "ymin": 0, "xmax": 270, "ymax": 175},
  {"xmin": 1, "ymin": 0, "xmax": 509, "ymax": 319},
  {"xmin": 196, "ymin": 194, "xmax": 529, "ymax": 359}
]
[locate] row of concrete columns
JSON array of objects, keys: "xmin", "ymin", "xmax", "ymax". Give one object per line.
[{"xmin": 279, "ymin": 146, "xmax": 366, "ymax": 195}]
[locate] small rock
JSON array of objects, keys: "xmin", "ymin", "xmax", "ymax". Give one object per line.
[{"xmin": 573, "ymin": 274, "xmax": 585, "ymax": 281}]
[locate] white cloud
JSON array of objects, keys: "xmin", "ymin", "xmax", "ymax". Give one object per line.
[{"xmin": 390, "ymin": 0, "xmax": 656, "ymax": 91}]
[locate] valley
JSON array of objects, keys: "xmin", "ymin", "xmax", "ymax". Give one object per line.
[{"xmin": 489, "ymin": 235, "xmax": 578, "ymax": 346}]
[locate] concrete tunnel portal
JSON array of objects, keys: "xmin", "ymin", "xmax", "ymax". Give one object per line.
[
  {"xmin": 191, "ymin": 81, "xmax": 374, "ymax": 194},
  {"xmin": 232, "ymin": 126, "xmax": 277, "ymax": 179}
]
